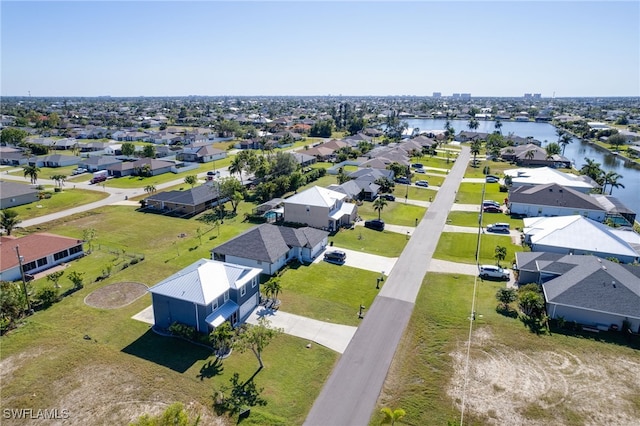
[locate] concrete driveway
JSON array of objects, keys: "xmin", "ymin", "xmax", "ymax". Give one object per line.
[
  {"xmin": 314, "ymin": 246, "xmax": 398, "ymax": 275},
  {"xmin": 246, "ymin": 307, "xmax": 356, "ymax": 353}
]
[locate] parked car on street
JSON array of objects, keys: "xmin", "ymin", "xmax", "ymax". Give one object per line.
[
  {"xmin": 478, "ymin": 265, "xmax": 510, "ymax": 280},
  {"xmin": 364, "ymin": 219, "xmax": 385, "ymax": 231},
  {"xmin": 415, "ymin": 168, "xmax": 426, "ymax": 174},
  {"xmin": 411, "ymin": 163, "xmax": 423, "ymax": 169},
  {"xmin": 415, "ymin": 180, "xmax": 429, "ymax": 187},
  {"xmin": 395, "ymin": 177, "xmax": 411, "ymax": 185},
  {"xmin": 72, "ymin": 168, "xmax": 87, "ymax": 175},
  {"xmin": 324, "ymin": 250, "xmax": 346, "ymax": 264}
]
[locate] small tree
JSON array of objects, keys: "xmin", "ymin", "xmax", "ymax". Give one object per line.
[
  {"xmin": 46, "ymin": 270, "xmax": 65, "ymax": 289},
  {"xmin": 131, "ymin": 402, "xmax": 201, "ymax": 426},
  {"xmin": 380, "ymin": 407, "xmax": 406, "ymax": 425},
  {"xmin": 373, "ymin": 196, "xmax": 388, "ymax": 220},
  {"xmin": 67, "ymin": 271, "xmax": 85, "ymax": 290},
  {"xmin": 263, "ymin": 277, "xmax": 282, "ymax": 304},
  {"xmin": 184, "ymin": 175, "xmax": 198, "ymax": 188},
  {"xmin": 495, "ymin": 287, "xmax": 517, "ymax": 310},
  {"xmin": 82, "ymin": 228, "xmax": 97, "ymax": 252},
  {"xmin": 494, "ymin": 245, "xmax": 507, "ymax": 267},
  {"xmin": 121, "ymin": 142, "xmax": 136, "ymax": 157},
  {"xmin": 210, "ymin": 321, "xmax": 234, "ymax": 355},
  {"xmin": 233, "ymin": 317, "xmax": 282, "ymax": 369}
]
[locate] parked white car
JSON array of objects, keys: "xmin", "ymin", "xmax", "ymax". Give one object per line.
[{"xmin": 478, "ymin": 265, "xmax": 510, "ymax": 280}]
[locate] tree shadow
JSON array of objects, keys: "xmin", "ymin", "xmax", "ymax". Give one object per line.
[
  {"xmin": 197, "ymin": 357, "xmax": 224, "ymax": 380},
  {"xmin": 519, "ymin": 314, "xmax": 547, "ymax": 335},
  {"xmin": 121, "ymin": 329, "xmax": 211, "ymax": 373},
  {"xmin": 495, "ymin": 305, "xmax": 518, "ymax": 318}
]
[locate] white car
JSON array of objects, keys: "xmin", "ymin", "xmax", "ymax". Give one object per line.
[{"xmin": 478, "ymin": 265, "xmax": 510, "ymax": 280}]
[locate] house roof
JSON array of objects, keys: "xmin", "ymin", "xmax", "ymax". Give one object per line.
[
  {"xmin": 0, "ymin": 180, "xmax": 39, "ymax": 199},
  {"xmin": 0, "ymin": 233, "xmax": 84, "ymax": 271},
  {"xmin": 285, "ymin": 186, "xmax": 346, "ymax": 208},
  {"xmin": 523, "ymin": 215, "xmax": 640, "ymax": 259},
  {"xmin": 509, "ymin": 183, "xmax": 604, "ymax": 211},
  {"xmin": 538, "ymin": 255, "xmax": 640, "ymax": 319},
  {"xmin": 148, "ymin": 258, "xmax": 261, "ymax": 305},
  {"xmin": 505, "ymin": 167, "xmax": 598, "ymax": 191},
  {"xmin": 211, "ymin": 223, "xmax": 328, "ymax": 263},
  {"xmin": 146, "ymin": 183, "xmax": 220, "ymax": 206}
]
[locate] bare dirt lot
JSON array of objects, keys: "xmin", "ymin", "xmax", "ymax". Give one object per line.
[
  {"xmin": 84, "ymin": 282, "xmax": 148, "ymax": 309},
  {"xmin": 448, "ymin": 328, "xmax": 640, "ymax": 425}
]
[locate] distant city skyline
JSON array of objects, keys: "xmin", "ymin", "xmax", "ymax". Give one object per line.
[{"xmin": 2, "ymin": 1, "xmax": 638, "ymax": 98}]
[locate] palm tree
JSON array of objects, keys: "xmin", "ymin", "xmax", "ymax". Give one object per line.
[
  {"xmin": 545, "ymin": 143, "xmax": 561, "ymax": 159},
  {"xmin": 559, "ymin": 133, "xmax": 572, "ymax": 155},
  {"xmin": 184, "ymin": 175, "xmax": 197, "ymax": 188},
  {"xmin": 525, "ymin": 149, "xmax": 536, "ymax": 161},
  {"xmin": 228, "ymin": 156, "xmax": 244, "ymax": 185},
  {"xmin": 373, "ymin": 196, "xmax": 388, "ymax": 220},
  {"xmin": 468, "ymin": 118, "xmax": 479, "ymax": 132},
  {"xmin": 210, "ymin": 321, "xmax": 234, "ymax": 355},
  {"xmin": 0, "ymin": 209, "xmax": 21, "ymax": 235},
  {"xmin": 603, "ymin": 171, "xmax": 625, "ymax": 195},
  {"xmin": 22, "ymin": 164, "xmax": 40, "ymax": 184},
  {"xmin": 144, "ymin": 184, "xmax": 156, "ymax": 194},
  {"xmin": 263, "ymin": 277, "xmax": 282, "ymax": 304},
  {"xmin": 470, "ymin": 140, "xmax": 482, "ymax": 166},
  {"xmin": 579, "ymin": 158, "xmax": 604, "ymax": 182},
  {"xmin": 51, "ymin": 174, "xmax": 67, "ymax": 188},
  {"xmin": 494, "ymin": 245, "xmax": 507, "ymax": 267},
  {"xmin": 494, "ymin": 119, "xmax": 503, "ymax": 134},
  {"xmin": 380, "ymin": 407, "xmax": 406, "ymax": 425}
]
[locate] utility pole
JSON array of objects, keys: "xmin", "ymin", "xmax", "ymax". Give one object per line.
[{"xmin": 15, "ymin": 246, "xmax": 32, "ymax": 313}]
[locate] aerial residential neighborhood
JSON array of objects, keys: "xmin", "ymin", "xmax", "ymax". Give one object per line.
[{"xmin": 1, "ymin": 94, "xmax": 639, "ymax": 426}]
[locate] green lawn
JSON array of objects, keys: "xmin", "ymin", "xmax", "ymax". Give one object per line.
[
  {"xmin": 357, "ymin": 200, "xmax": 426, "ymax": 227},
  {"xmin": 463, "ymin": 159, "xmax": 515, "ymax": 178},
  {"xmin": 278, "ymin": 262, "xmax": 380, "ymax": 326},
  {"xmin": 392, "ymin": 185, "xmax": 438, "ymax": 202},
  {"xmin": 372, "ymin": 271, "xmax": 640, "ymax": 425},
  {"xmin": 433, "ymin": 232, "xmax": 519, "ymax": 265},
  {"xmin": 8, "ymin": 188, "xmax": 109, "ymax": 221},
  {"xmin": 329, "ymin": 226, "xmax": 408, "ymax": 258},
  {"xmin": 455, "ymin": 182, "xmax": 507, "ymax": 205},
  {"xmin": 447, "ymin": 211, "xmax": 524, "ymax": 229}
]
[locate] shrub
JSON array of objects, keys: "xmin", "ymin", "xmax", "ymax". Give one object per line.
[
  {"xmin": 169, "ymin": 322, "xmax": 197, "ymax": 340},
  {"xmin": 36, "ymin": 286, "xmax": 59, "ymax": 308}
]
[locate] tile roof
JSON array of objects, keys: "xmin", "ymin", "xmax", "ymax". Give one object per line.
[{"xmin": 0, "ymin": 233, "xmax": 84, "ymax": 271}]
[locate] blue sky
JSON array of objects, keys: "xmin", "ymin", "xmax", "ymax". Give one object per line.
[{"xmin": 2, "ymin": 1, "xmax": 638, "ymax": 97}]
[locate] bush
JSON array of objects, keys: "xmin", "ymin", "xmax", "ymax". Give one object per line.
[
  {"xmin": 169, "ymin": 322, "xmax": 197, "ymax": 340},
  {"xmin": 35, "ymin": 286, "xmax": 59, "ymax": 308}
]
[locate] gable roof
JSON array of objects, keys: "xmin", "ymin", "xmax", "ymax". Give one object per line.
[
  {"xmin": 504, "ymin": 167, "xmax": 598, "ymax": 191},
  {"xmin": 211, "ymin": 223, "xmax": 328, "ymax": 263},
  {"xmin": 0, "ymin": 180, "xmax": 39, "ymax": 199},
  {"xmin": 285, "ymin": 186, "xmax": 346, "ymax": 208},
  {"xmin": 0, "ymin": 233, "xmax": 83, "ymax": 271},
  {"xmin": 148, "ymin": 258, "xmax": 261, "ymax": 305},
  {"xmin": 146, "ymin": 183, "xmax": 221, "ymax": 206},
  {"xmin": 509, "ymin": 183, "xmax": 604, "ymax": 211}
]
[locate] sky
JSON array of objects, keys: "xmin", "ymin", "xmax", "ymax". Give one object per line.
[{"xmin": 1, "ymin": 1, "xmax": 639, "ymax": 97}]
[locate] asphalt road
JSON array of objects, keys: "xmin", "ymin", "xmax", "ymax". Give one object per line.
[{"xmin": 304, "ymin": 146, "xmax": 471, "ymax": 426}]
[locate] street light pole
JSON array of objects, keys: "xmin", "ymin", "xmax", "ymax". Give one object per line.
[{"xmin": 15, "ymin": 246, "xmax": 32, "ymax": 313}]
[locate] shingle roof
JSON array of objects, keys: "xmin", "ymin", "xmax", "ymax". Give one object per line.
[
  {"xmin": 509, "ymin": 183, "xmax": 604, "ymax": 211},
  {"xmin": 211, "ymin": 223, "xmax": 328, "ymax": 263},
  {"xmin": 146, "ymin": 183, "xmax": 220, "ymax": 206},
  {"xmin": 0, "ymin": 180, "xmax": 39, "ymax": 199},
  {"xmin": 0, "ymin": 233, "xmax": 83, "ymax": 271}
]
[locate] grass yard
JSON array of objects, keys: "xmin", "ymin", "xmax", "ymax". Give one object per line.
[
  {"xmin": 372, "ymin": 272, "xmax": 640, "ymax": 425},
  {"xmin": 8, "ymin": 188, "xmax": 109, "ymax": 221},
  {"xmin": 455, "ymin": 182, "xmax": 507, "ymax": 205},
  {"xmin": 463, "ymin": 159, "xmax": 515, "ymax": 178},
  {"xmin": 433, "ymin": 232, "xmax": 519, "ymax": 265},
  {"xmin": 391, "ymin": 185, "xmax": 438, "ymax": 202},
  {"xmin": 356, "ymin": 200, "xmax": 426, "ymax": 227},
  {"xmin": 447, "ymin": 211, "xmax": 524, "ymax": 229},
  {"xmin": 277, "ymin": 262, "xmax": 380, "ymax": 326},
  {"xmin": 329, "ymin": 226, "xmax": 408, "ymax": 258}
]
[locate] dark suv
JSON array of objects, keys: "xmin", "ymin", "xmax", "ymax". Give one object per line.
[
  {"xmin": 324, "ymin": 250, "xmax": 346, "ymax": 264},
  {"xmin": 364, "ymin": 219, "xmax": 385, "ymax": 231}
]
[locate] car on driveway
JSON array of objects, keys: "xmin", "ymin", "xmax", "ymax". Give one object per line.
[
  {"xmin": 394, "ymin": 177, "xmax": 411, "ymax": 184},
  {"xmin": 415, "ymin": 168, "xmax": 426, "ymax": 174},
  {"xmin": 483, "ymin": 205, "xmax": 502, "ymax": 213},
  {"xmin": 380, "ymin": 194, "xmax": 396, "ymax": 201},
  {"xmin": 478, "ymin": 265, "xmax": 510, "ymax": 280},
  {"xmin": 411, "ymin": 163, "xmax": 423, "ymax": 169},
  {"xmin": 485, "ymin": 175, "xmax": 500, "ymax": 183},
  {"xmin": 324, "ymin": 250, "xmax": 346, "ymax": 264},
  {"xmin": 483, "ymin": 200, "xmax": 501, "ymax": 207},
  {"xmin": 486, "ymin": 223, "xmax": 510, "ymax": 232},
  {"xmin": 364, "ymin": 219, "xmax": 385, "ymax": 231},
  {"xmin": 415, "ymin": 180, "xmax": 429, "ymax": 187}
]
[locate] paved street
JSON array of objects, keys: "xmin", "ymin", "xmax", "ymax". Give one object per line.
[{"xmin": 304, "ymin": 146, "xmax": 471, "ymax": 426}]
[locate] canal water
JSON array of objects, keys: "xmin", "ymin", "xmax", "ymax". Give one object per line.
[{"xmin": 404, "ymin": 118, "xmax": 639, "ymax": 216}]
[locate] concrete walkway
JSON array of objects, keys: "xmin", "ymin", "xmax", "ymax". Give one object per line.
[
  {"xmin": 305, "ymin": 146, "xmax": 472, "ymax": 426},
  {"xmin": 313, "ymin": 246, "xmax": 398, "ymax": 275},
  {"xmin": 247, "ymin": 308, "xmax": 357, "ymax": 354}
]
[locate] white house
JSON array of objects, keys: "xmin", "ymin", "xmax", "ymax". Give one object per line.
[
  {"xmin": 504, "ymin": 167, "xmax": 599, "ymax": 193},
  {"xmin": 284, "ymin": 186, "xmax": 357, "ymax": 231},
  {"xmin": 523, "ymin": 215, "xmax": 640, "ymax": 264}
]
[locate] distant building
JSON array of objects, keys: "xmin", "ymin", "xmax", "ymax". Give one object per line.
[
  {"xmin": 460, "ymin": 93, "xmax": 471, "ymax": 100},
  {"xmin": 524, "ymin": 93, "xmax": 532, "ymax": 99},
  {"xmin": 533, "ymin": 93, "xmax": 542, "ymax": 99},
  {"xmin": 432, "ymin": 92, "xmax": 441, "ymax": 98}
]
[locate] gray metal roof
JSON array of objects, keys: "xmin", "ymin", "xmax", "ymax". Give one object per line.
[
  {"xmin": 146, "ymin": 183, "xmax": 220, "ymax": 206},
  {"xmin": 510, "ymin": 183, "xmax": 604, "ymax": 211},
  {"xmin": 0, "ymin": 180, "xmax": 39, "ymax": 198}
]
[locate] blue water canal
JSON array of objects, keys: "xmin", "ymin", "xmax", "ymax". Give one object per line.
[{"xmin": 404, "ymin": 118, "xmax": 640, "ymax": 216}]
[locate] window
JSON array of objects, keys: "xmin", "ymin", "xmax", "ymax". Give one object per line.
[
  {"xmin": 37, "ymin": 257, "xmax": 48, "ymax": 267},
  {"xmin": 54, "ymin": 249, "xmax": 69, "ymax": 261},
  {"xmin": 252, "ymin": 277, "xmax": 257, "ymax": 288},
  {"xmin": 23, "ymin": 261, "xmax": 36, "ymax": 272},
  {"xmin": 224, "ymin": 290, "xmax": 229, "ymax": 302},
  {"xmin": 212, "ymin": 299, "xmax": 218, "ymax": 311},
  {"xmin": 240, "ymin": 285, "xmax": 246, "ymax": 297},
  {"xmin": 69, "ymin": 245, "xmax": 83, "ymax": 255}
]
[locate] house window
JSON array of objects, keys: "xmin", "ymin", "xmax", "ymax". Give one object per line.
[
  {"xmin": 212, "ymin": 299, "xmax": 218, "ymax": 310},
  {"xmin": 240, "ymin": 285, "xmax": 246, "ymax": 297},
  {"xmin": 37, "ymin": 257, "xmax": 48, "ymax": 267},
  {"xmin": 23, "ymin": 261, "xmax": 37, "ymax": 272},
  {"xmin": 54, "ymin": 249, "xmax": 69, "ymax": 261},
  {"xmin": 69, "ymin": 245, "xmax": 83, "ymax": 255},
  {"xmin": 252, "ymin": 277, "xmax": 257, "ymax": 288},
  {"xmin": 257, "ymin": 260, "xmax": 262, "ymax": 265},
  {"xmin": 224, "ymin": 290, "xmax": 229, "ymax": 302}
]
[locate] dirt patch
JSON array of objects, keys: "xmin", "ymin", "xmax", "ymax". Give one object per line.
[
  {"xmin": 84, "ymin": 282, "xmax": 148, "ymax": 309},
  {"xmin": 448, "ymin": 328, "xmax": 640, "ymax": 425},
  {"xmin": 0, "ymin": 348, "xmax": 48, "ymax": 384}
]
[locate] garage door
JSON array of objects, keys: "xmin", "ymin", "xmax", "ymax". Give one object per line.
[{"xmin": 239, "ymin": 293, "xmax": 258, "ymax": 319}]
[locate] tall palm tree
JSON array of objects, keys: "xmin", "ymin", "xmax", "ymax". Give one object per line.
[
  {"xmin": 22, "ymin": 164, "xmax": 40, "ymax": 184},
  {"xmin": 144, "ymin": 184, "xmax": 156, "ymax": 194},
  {"xmin": 263, "ymin": 277, "xmax": 282, "ymax": 304},
  {"xmin": 559, "ymin": 133, "xmax": 572, "ymax": 155},
  {"xmin": 228, "ymin": 156, "xmax": 244, "ymax": 185},
  {"xmin": 0, "ymin": 209, "xmax": 21, "ymax": 235},
  {"xmin": 580, "ymin": 158, "xmax": 603, "ymax": 182},
  {"xmin": 545, "ymin": 143, "xmax": 561, "ymax": 159},
  {"xmin": 468, "ymin": 118, "xmax": 479, "ymax": 132},
  {"xmin": 51, "ymin": 174, "xmax": 66, "ymax": 188},
  {"xmin": 494, "ymin": 119, "xmax": 503, "ymax": 134},
  {"xmin": 525, "ymin": 149, "xmax": 536, "ymax": 161},
  {"xmin": 373, "ymin": 196, "xmax": 388, "ymax": 220},
  {"xmin": 603, "ymin": 171, "xmax": 624, "ymax": 195},
  {"xmin": 470, "ymin": 140, "xmax": 482, "ymax": 166},
  {"xmin": 494, "ymin": 245, "xmax": 507, "ymax": 267}
]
